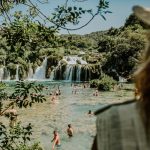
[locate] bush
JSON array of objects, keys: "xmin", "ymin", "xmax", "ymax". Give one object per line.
[
  {"xmin": 16, "ymin": 142, "xmax": 43, "ymax": 150},
  {"xmin": 90, "ymin": 79, "xmax": 99, "ymax": 88},
  {"xmin": 98, "ymin": 74, "xmax": 116, "ymax": 91},
  {"xmin": 90, "ymin": 74, "xmax": 116, "ymax": 91}
]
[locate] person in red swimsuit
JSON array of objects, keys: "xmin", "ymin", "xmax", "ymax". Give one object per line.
[{"xmin": 51, "ymin": 130, "xmax": 61, "ymax": 150}]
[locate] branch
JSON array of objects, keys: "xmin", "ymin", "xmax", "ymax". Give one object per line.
[
  {"xmin": 1, "ymin": 4, "xmax": 11, "ymax": 23},
  {"xmin": 0, "ymin": 100, "xmax": 16, "ymax": 116},
  {"xmin": 27, "ymin": 0, "xmax": 100, "ymax": 31},
  {"xmin": 72, "ymin": 0, "xmax": 88, "ymax": 2},
  {"xmin": 36, "ymin": 0, "xmax": 48, "ymax": 4}
]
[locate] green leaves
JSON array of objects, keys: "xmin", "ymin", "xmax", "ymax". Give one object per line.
[
  {"xmin": 51, "ymin": 5, "xmax": 94, "ymax": 26},
  {"xmin": 0, "ymin": 122, "xmax": 34, "ymax": 149},
  {"xmin": 98, "ymin": 0, "xmax": 111, "ymax": 20},
  {"xmin": 9, "ymin": 81, "xmax": 46, "ymax": 109}
]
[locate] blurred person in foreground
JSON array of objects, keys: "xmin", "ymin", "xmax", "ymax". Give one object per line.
[{"xmin": 92, "ymin": 5, "xmax": 150, "ymax": 150}]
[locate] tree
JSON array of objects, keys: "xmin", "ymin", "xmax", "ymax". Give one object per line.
[
  {"xmin": 124, "ymin": 13, "xmax": 150, "ymax": 29},
  {"xmin": 0, "ymin": 81, "xmax": 46, "ymax": 149},
  {"xmin": 0, "ymin": 1, "xmax": 111, "ymax": 149}
]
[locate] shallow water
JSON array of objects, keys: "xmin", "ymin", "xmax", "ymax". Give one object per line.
[{"xmin": 1, "ymin": 81, "xmax": 134, "ymax": 150}]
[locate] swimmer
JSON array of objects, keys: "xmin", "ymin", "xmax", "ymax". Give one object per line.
[
  {"xmin": 55, "ymin": 89, "xmax": 59, "ymax": 96},
  {"xmin": 51, "ymin": 130, "xmax": 61, "ymax": 150},
  {"xmin": 88, "ymin": 110, "xmax": 93, "ymax": 116},
  {"xmin": 5, "ymin": 106, "xmax": 18, "ymax": 128},
  {"xmin": 51, "ymin": 93, "xmax": 57, "ymax": 102},
  {"xmin": 93, "ymin": 90, "xmax": 99, "ymax": 96},
  {"xmin": 72, "ymin": 85, "xmax": 77, "ymax": 94},
  {"xmin": 67, "ymin": 124, "xmax": 74, "ymax": 137},
  {"xmin": 58, "ymin": 89, "xmax": 61, "ymax": 95}
]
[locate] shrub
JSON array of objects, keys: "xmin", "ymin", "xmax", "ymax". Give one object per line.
[
  {"xmin": 90, "ymin": 79, "xmax": 99, "ymax": 88},
  {"xmin": 90, "ymin": 74, "xmax": 116, "ymax": 91},
  {"xmin": 98, "ymin": 74, "xmax": 116, "ymax": 91}
]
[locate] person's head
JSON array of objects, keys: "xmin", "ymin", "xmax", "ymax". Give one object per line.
[
  {"xmin": 88, "ymin": 110, "xmax": 92, "ymax": 114},
  {"xmin": 133, "ymin": 6, "xmax": 150, "ymax": 131},
  {"xmin": 53, "ymin": 130, "xmax": 58, "ymax": 135},
  {"xmin": 133, "ymin": 6, "xmax": 150, "ymax": 101},
  {"xmin": 68, "ymin": 124, "xmax": 71, "ymax": 128}
]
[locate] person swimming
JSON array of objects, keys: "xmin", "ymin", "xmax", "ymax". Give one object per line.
[
  {"xmin": 51, "ymin": 130, "xmax": 61, "ymax": 150},
  {"xmin": 67, "ymin": 124, "xmax": 74, "ymax": 137},
  {"xmin": 93, "ymin": 90, "xmax": 99, "ymax": 96}
]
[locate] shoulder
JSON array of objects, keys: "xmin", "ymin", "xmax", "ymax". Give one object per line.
[{"xmin": 94, "ymin": 99, "xmax": 136, "ymax": 116}]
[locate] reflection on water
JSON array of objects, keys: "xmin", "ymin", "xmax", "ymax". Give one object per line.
[{"xmin": 1, "ymin": 82, "xmax": 134, "ymax": 150}]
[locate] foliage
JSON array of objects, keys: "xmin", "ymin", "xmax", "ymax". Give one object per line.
[
  {"xmin": 0, "ymin": 82, "xmax": 7, "ymax": 113},
  {"xmin": 97, "ymin": 74, "xmax": 116, "ymax": 91},
  {"xmin": 93, "ymin": 18, "xmax": 147, "ymax": 78},
  {"xmin": 0, "ymin": 81, "xmax": 45, "ymax": 149},
  {"xmin": 90, "ymin": 79, "xmax": 99, "ymax": 88},
  {"xmin": 0, "ymin": 122, "xmax": 43, "ymax": 150},
  {"xmin": 90, "ymin": 74, "xmax": 116, "ymax": 91},
  {"xmin": 124, "ymin": 13, "xmax": 150, "ymax": 29},
  {"xmin": 9, "ymin": 81, "xmax": 46, "ymax": 108}
]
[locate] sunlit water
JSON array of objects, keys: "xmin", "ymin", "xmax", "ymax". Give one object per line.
[{"xmin": 1, "ymin": 81, "xmax": 134, "ymax": 150}]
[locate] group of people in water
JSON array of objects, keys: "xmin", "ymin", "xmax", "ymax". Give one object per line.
[{"xmin": 51, "ymin": 124, "xmax": 74, "ymax": 149}]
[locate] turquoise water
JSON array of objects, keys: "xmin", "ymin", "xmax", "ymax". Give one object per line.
[{"xmin": 1, "ymin": 81, "xmax": 134, "ymax": 150}]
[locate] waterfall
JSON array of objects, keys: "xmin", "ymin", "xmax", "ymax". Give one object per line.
[
  {"xmin": 85, "ymin": 67, "xmax": 88, "ymax": 81},
  {"xmin": 68, "ymin": 66, "xmax": 73, "ymax": 81},
  {"xmin": 27, "ymin": 63, "xmax": 33, "ymax": 79},
  {"xmin": 15, "ymin": 65, "xmax": 19, "ymax": 81},
  {"xmin": 6, "ymin": 71, "xmax": 10, "ymax": 80},
  {"xmin": 0, "ymin": 67, "xmax": 4, "ymax": 81},
  {"xmin": 32, "ymin": 57, "xmax": 47, "ymax": 80},
  {"xmin": 3, "ymin": 67, "xmax": 10, "ymax": 80},
  {"xmin": 64, "ymin": 56, "xmax": 87, "ymax": 65},
  {"xmin": 49, "ymin": 69, "xmax": 54, "ymax": 80},
  {"xmin": 76, "ymin": 65, "xmax": 81, "ymax": 81},
  {"xmin": 54, "ymin": 56, "xmax": 88, "ymax": 81},
  {"xmin": 119, "ymin": 76, "xmax": 127, "ymax": 83},
  {"xmin": 65, "ymin": 65, "xmax": 72, "ymax": 80},
  {"xmin": 0, "ymin": 67, "xmax": 11, "ymax": 81}
]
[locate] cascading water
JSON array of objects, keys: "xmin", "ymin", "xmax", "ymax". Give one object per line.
[
  {"xmin": 5, "ymin": 71, "xmax": 10, "ymax": 80},
  {"xmin": 65, "ymin": 65, "xmax": 73, "ymax": 80},
  {"xmin": 27, "ymin": 63, "xmax": 33, "ymax": 79},
  {"xmin": 0, "ymin": 67, "xmax": 4, "ymax": 81},
  {"xmin": 49, "ymin": 70, "xmax": 54, "ymax": 80},
  {"xmin": 119, "ymin": 76, "xmax": 127, "ymax": 83},
  {"xmin": 54, "ymin": 56, "xmax": 89, "ymax": 81},
  {"xmin": 15, "ymin": 65, "xmax": 19, "ymax": 81},
  {"xmin": 4, "ymin": 67, "xmax": 10, "ymax": 80},
  {"xmin": 32, "ymin": 57, "xmax": 47, "ymax": 80},
  {"xmin": 0, "ymin": 67, "xmax": 11, "ymax": 81},
  {"xmin": 76, "ymin": 65, "xmax": 81, "ymax": 81}
]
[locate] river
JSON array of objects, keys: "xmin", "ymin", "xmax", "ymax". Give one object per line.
[{"xmin": 1, "ymin": 81, "xmax": 134, "ymax": 150}]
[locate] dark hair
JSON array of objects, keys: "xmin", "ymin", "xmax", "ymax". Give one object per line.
[
  {"xmin": 53, "ymin": 130, "xmax": 57, "ymax": 134},
  {"xmin": 134, "ymin": 32, "xmax": 150, "ymax": 136},
  {"xmin": 132, "ymin": 6, "xmax": 150, "ymax": 138},
  {"xmin": 88, "ymin": 110, "xmax": 92, "ymax": 114},
  {"xmin": 68, "ymin": 124, "xmax": 71, "ymax": 128}
]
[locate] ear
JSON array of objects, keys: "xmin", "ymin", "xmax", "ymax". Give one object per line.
[{"xmin": 133, "ymin": 5, "xmax": 150, "ymax": 25}]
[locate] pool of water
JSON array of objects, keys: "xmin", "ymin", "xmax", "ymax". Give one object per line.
[{"xmin": 1, "ymin": 81, "xmax": 134, "ymax": 150}]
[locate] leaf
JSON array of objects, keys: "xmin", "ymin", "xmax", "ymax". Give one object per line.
[
  {"xmin": 68, "ymin": 7, "xmax": 72, "ymax": 12},
  {"xmin": 101, "ymin": 14, "xmax": 106, "ymax": 20},
  {"xmin": 74, "ymin": 7, "xmax": 77, "ymax": 10}
]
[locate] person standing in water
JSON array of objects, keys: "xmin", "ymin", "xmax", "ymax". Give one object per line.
[
  {"xmin": 67, "ymin": 124, "xmax": 74, "ymax": 137},
  {"xmin": 51, "ymin": 130, "xmax": 61, "ymax": 150},
  {"xmin": 4, "ymin": 106, "xmax": 18, "ymax": 128}
]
